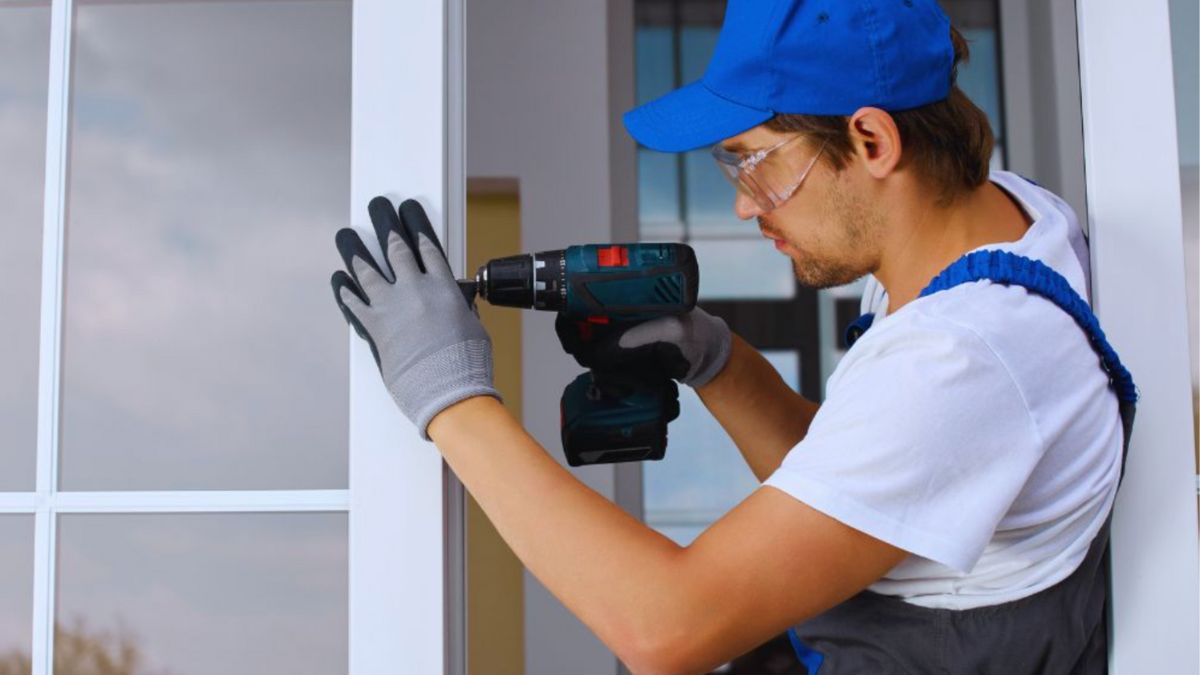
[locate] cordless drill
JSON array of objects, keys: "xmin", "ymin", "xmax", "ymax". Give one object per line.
[{"xmin": 458, "ymin": 243, "xmax": 699, "ymax": 466}]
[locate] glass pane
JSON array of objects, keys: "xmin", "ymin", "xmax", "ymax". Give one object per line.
[
  {"xmin": 957, "ymin": 28, "xmax": 1003, "ymax": 145},
  {"xmin": 56, "ymin": 513, "xmax": 347, "ymax": 675},
  {"xmin": 638, "ymin": 148, "xmax": 680, "ymax": 224},
  {"xmin": 683, "ymin": 148, "xmax": 739, "ymax": 226},
  {"xmin": 679, "ymin": 25, "xmax": 718, "ymax": 82},
  {"xmin": 0, "ymin": 2, "xmax": 50, "ymax": 492},
  {"xmin": 646, "ymin": 351, "xmax": 798, "ymax": 545},
  {"xmin": 634, "ymin": 25, "xmax": 674, "ymax": 106},
  {"xmin": 59, "ymin": 0, "xmax": 351, "ymax": 490},
  {"xmin": 635, "ymin": 24, "xmax": 680, "ymax": 226},
  {"xmin": 691, "ymin": 239, "xmax": 795, "ymax": 300},
  {"xmin": 0, "ymin": 516, "xmax": 34, "ymax": 674},
  {"xmin": 940, "ymin": 2, "xmax": 1006, "ymax": 170},
  {"xmin": 678, "ymin": 25, "xmax": 733, "ymax": 228}
]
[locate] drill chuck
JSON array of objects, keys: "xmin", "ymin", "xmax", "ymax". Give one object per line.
[{"xmin": 475, "ymin": 250, "xmax": 567, "ymax": 311}]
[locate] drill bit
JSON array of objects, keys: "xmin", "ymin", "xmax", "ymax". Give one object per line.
[{"xmin": 456, "ymin": 279, "xmax": 479, "ymax": 308}]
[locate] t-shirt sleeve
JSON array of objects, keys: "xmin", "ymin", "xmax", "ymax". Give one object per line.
[{"xmin": 763, "ymin": 310, "xmax": 1043, "ymax": 573}]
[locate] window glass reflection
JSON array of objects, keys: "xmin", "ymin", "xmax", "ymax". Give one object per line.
[
  {"xmin": 59, "ymin": 0, "xmax": 351, "ymax": 490},
  {"xmin": 682, "ymin": 148, "xmax": 737, "ymax": 227},
  {"xmin": 679, "ymin": 25, "xmax": 717, "ymax": 82},
  {"xmin": 638, "ymin": 149, "xmax": 680, "ymax": 225},
  {"xmin": 635, "ymin": 25, "xmax": 680, "ymax": 227},
  {"xmin": 957, "ymin": 28, "xmax": 1003, "ymax": 144},
  {"xmin": 56, "ymin": 512, "xmax": 347, "ymax": 675},
  {"xmin": 691, "ymin": 239, "xmax": 795, "ymax": 300},
  {"xmin": 0, "ymin": 516, "xmax": 33, "ymax": 674},
  {"xmin": 634, "ymin": 24, "xmax": 674, "ymax": 106},
  {"xmin": 645, "ymin": 351, "xmax": 798, "ymax": 545},
  {"xmin": 0, "ymin": 2, "xmax": 50, "ymax": 491}
]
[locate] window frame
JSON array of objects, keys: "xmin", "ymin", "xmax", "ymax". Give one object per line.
[
  {"xmin": 0, "ymin": 0, "xmax": 467, "ymax": 671},
  {"xmin": 1076, "ymin": 0, "xmax": 1200, "ymax": 670}
]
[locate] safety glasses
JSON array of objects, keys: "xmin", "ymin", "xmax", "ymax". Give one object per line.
[{"xmin": 711, "ymin": 135, "xmax": 827, "ymax": 213}]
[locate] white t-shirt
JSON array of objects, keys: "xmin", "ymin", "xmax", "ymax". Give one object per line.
[{"xmin": 763, "ymin": 171, "xmax": 1124, "ymax": 610}]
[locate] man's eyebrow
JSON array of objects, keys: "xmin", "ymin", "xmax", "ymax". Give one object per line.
[{"xmin": 720, "ymin": 139, "xmax": 773, "ymax": 154}]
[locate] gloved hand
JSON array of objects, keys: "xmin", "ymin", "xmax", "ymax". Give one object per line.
[
  {"xmin": 331, "ymin": 196, "xmax": 500, "ymax": 440},
  {"xmin": 555, "ymin": 307, "xmax": 732, "ymax": 388}
]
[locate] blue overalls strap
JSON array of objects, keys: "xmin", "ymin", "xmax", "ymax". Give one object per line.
[
  {"xmin": 786, "ymin": 627, "xmax": 825, "ymax": 674},
  {"xmin": 795, "ymin": 250, "xmax": 1137, "ymax": 673},
  {"xmin": 919, "ymin": 250, "xmax": 1137, "ymax": 405},
  {"xmin": 843, "ymin": 313, "xmax": 875, "ymax": 349}
]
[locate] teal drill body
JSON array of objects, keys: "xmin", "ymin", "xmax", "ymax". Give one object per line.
[
  {"xmin": 558, "ymin": 244, "xmax": 697, "ymax": 320},
  {"xmin": 473, "ymin": 243, "xmax": 698, "ymax": 319},
  {"xmin": 465, "ymin": 243, "xmax": 698, "ymax": 466}
]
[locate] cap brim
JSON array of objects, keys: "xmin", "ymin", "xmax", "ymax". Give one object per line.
[{"xmin": 623, "ymin": 80, "xmax": 773, "ymax": 153}]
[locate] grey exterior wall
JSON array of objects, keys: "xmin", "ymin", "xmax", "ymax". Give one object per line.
[{"xmin": 467, "ymin": 1, "xmax": 636, "ymax": 673}]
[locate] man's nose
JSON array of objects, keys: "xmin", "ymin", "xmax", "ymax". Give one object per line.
[{"xmin": 734, "ymin": 191, "xmax": 764, "ymax": 220}]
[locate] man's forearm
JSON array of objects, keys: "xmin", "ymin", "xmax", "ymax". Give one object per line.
[
  {"xmin": 696, "ymin": 334, "xmax": 819, "ymax": 481},
  {"xmin": 428, "ymin": 396, "xmax": 697, "ymax": 670}
]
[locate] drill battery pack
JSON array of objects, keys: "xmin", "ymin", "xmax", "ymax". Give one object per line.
[{"xmin": 560, "ymin": 371, "xmax": 681, "ymax": 466}]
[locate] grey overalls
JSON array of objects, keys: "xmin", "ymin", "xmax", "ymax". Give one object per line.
[{"xmin": 788, "ymin": 249, "xmax": 1138, "ymax": 674}]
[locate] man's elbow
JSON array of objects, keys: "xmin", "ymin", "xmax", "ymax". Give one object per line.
[{"xmin": 615, "ymin": 624, "xmax": 715, "ymax": 675}]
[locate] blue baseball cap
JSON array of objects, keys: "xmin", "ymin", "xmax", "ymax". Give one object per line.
[{"xmin": 625, "ymin": 0, "xmax": 954, "ymax": 152}]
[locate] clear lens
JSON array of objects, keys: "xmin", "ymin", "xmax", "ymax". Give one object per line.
[
  {"xmin": 711, "ymin": 135, "xmax": 821, "ymax": 213},
  {"xmin": 712, "ymin": 148, "xmax": 776, "ymax": 211},
  {"xmin": 714, "ymin": 159, "xmax": 768, "ymax": 207},
  {"xmin": 738, "ymin": 169, "xmax": 780, "ymax": 212}
]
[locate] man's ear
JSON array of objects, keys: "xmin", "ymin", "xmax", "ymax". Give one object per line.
[{"xmin": 847, "ymin": 107, "xmax": 901, "ymax": 179}]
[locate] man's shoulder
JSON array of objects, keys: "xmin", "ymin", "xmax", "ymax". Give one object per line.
[
  {"xmin": 830, "ymin": 297, "xmax": 1027, "ymax": 399},
  {"xmin": 835, "ymin": 280, "xmax": 1106, "ymax": 425}
]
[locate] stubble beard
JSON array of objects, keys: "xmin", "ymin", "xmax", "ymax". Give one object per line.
[
  {"xmin": 789, "ymin": 249, "xmax": 864, "ymax": 290},
  {"xmin": 782, "ymin": 180, "xmax": 882, "ymax": 290}
]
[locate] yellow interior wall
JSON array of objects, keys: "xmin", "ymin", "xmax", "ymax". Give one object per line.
[{"xmin": 465, "ymin": 188, "xmax": 524, "ymax": 675}]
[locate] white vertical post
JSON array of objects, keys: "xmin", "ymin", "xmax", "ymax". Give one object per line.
[
  {"xmin": 349, "ymin": 0, "xmax": 459, "ymax": 672},
  {"xmin": 1075, "ymin": 1, "xmax": 1199, "ymax": 673},
  {"xmin": 32, "ymin": 0, "xmax": 72, "ymax": 672},
  {"xmin": 444, "ymin": 1, "xmax": 468, "ymax": 673}
]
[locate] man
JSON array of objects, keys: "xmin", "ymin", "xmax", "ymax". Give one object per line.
[{"xmin": 331, "ymin": 0, "xmax": 1133, "ymax": 672}]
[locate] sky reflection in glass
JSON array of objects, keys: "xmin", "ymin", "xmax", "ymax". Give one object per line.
[
  {"xmin": 0, "ymin": 3, "xmax": 50, "ymax": 491},
  {"xmin": 59, "ymin": 0, "xmax": 351, "ymax": 490}
]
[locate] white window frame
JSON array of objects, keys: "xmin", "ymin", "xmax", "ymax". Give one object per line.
[
  {"xmin": 2, "ymin": 0, "xmax": 468, "ymax": 672},
  {"xmin": 349, "ymin": 0, "xmax": 466, "ymax": 672},
  {"xmin": 1076, "ymin": 1, "xmax": 1199, "ymax": 672}
]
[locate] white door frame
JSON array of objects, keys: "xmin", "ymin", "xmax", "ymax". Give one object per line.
[
  {"xmin": 349, "ymin": 0, "xmax": 466, "ymax": 672},
  {"xmin": 1076, "ymin": 1, "xmax": 1200, "ymax": 672}
]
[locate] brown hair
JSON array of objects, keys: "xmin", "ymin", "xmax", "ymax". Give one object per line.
[{"xmin": 766, "ymin": 26, "xmax": 994, "ymax": 205}]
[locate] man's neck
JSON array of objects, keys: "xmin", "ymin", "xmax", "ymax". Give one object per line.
[{"xmin": 875, "ymin": 178, "xmax": 1033, "ymax": 313}]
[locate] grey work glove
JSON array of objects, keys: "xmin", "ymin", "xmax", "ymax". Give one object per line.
[
  {"xmin": 555, "ymin": 307, "xmax": 732, "ymax": 388},
  {"xmin": 331, "ymin": 197, "xmax": 500, "ymax": 439}
]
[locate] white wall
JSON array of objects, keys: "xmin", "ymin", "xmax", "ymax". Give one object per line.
[{"xmin": 467, "ymin": 1, "xmax": 635, "ymax": 673}]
